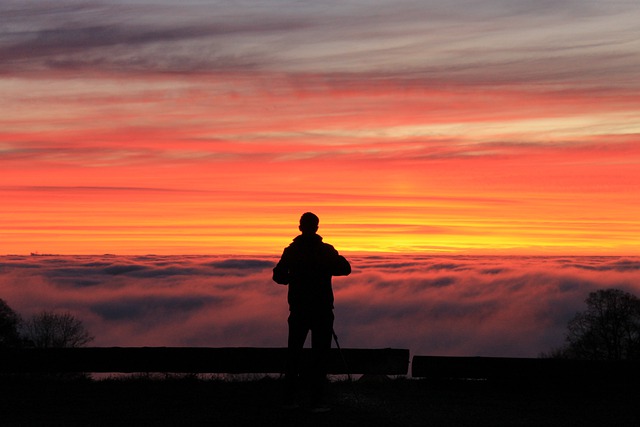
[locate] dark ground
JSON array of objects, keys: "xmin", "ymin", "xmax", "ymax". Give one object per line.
[{"xmin": 1, "ymin": 375, "xmax": 638, "ymax": 427}]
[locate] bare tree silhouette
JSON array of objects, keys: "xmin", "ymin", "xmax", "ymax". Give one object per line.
[
  {"xmin": 22, "ymin": 311, "xmax": 93, "ymax": 348},
  {"xmin": 0, "ymin": 298, "xmax": 22, "ymax": 348},
  {"xmin": 561, "ymin": 289, "xmax": 640, "ymax": 360}
]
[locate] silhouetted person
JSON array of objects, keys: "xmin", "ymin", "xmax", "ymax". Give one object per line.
[{"xmin": 273, "ymin": 212, "xmax": 351, "ymax": 411}]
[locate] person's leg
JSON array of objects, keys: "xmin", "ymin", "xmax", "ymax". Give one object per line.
[
  {"xmin": 284, "ymin": 311, "xmax": 309, "ymax": 405},
  {"xmin": 310, "ymin": 309, "xmax": 334, "ymax": 406}
]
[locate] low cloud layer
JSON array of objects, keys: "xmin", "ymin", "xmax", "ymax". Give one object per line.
[{"xmin": 2, "ymin": 254, "xmax": 639, "ymax": 358}]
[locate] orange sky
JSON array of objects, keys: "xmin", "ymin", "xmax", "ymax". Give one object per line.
[{"xmin": 2, "ymin": 2, "xmax": 639, "ymax": 255}]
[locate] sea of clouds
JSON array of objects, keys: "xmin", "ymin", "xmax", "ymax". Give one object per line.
[{"xmin": 1, "ymin": 254, "xmax": 639, "ymax": 358}]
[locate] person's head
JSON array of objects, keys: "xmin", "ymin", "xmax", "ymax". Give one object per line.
[{"xmin": 299, "ymin": 212, "xmax": 319, "ymax": 235}]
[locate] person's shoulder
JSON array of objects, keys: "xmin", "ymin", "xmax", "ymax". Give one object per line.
[
  {"xmin": 320, "ymin": 242, "xmax": 338, "ymax": 253},
  {"xmin": 284, "ymin": 236, "xmax": 306, "ymax": 252}
]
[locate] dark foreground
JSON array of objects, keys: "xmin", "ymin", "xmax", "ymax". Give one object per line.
[{"xmin": 1, "ymin": 375, "xmax": 638, "ymax": 427}]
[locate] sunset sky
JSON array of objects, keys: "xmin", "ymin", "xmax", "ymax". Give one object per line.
[{"xmin": 2, "ymin": 0, "xmax": 639, "ymax": 255}]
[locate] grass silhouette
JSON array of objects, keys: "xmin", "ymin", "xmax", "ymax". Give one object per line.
[{"xmin": 1, "ymin": 374, "xmax": 638, "ymax": 426}]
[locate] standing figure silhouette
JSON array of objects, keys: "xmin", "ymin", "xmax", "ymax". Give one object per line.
[{"xmin": 272, "ymin": 212, "xmax": 351, "ymax": 411}]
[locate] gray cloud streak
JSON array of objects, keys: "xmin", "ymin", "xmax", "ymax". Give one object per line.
[{"xmin": 1, "ymin": 1, "xmax": 638, "ymax": 88}]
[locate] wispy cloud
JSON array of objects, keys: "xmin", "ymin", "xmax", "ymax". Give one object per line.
[{"xmin": 0, "ymin": 2, "xmax": 309, "ymax": 74}]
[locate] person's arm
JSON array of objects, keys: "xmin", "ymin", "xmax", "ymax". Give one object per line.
[
  {"xmin": 331, "ymin": 254, "xmax": 351, "ymax": 276},
  {"xmin": 324, "ymin": 245, "xmax": 351, "ymax": 276},
  {"xmin": 272, "ymin": 250, "xmax": 290, "ymax": 285}
]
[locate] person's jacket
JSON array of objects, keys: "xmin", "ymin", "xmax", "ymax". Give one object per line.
[{"xmin": 272, "ymin": 233, "xmax": 351, "ymax": 311}]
